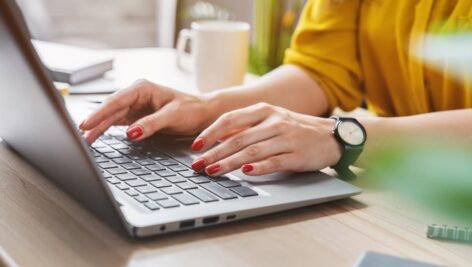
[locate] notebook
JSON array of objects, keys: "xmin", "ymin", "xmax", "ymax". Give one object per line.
[{"xmin": 32, "ymin": 40, "xmax": 114, "ymax": 85}]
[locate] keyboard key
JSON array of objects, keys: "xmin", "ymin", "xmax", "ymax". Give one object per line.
[
  {"xmin": 176, "ymin": 181, "xmax": 198, "ymax": 190},
  {"xmin": 91, "ymin": 141, "xmax": 106, "ymax": 148},
  {"xmin": 150, "ymin": 154, "xmax": 169, "ymax": 161},
  {"xmin": 125, "ymin": 189, "xmax": 139, "ymax": 197},
  {"xmin": 90, "ymin": 150, "xmax": 101, "ymax": 157},
  {"xmin": 144, "ymin": 202, "xmax": 160, "ymax": 211},
  {"xmin": 151, "ymin": 180, "xmax": 172, "ymax": 188},
  {"xmin": 126, "ymin": 179, "xmax": 147, "ymax": 187},
  {"xmin": 127, "ymin": 154, "xmax": 143, "ymax": 160},
  {"xmin": 146, "ymin": 191, "xmax": 168, "ymax": 201},
  {"xmin": 164, "ymin": 175, "xmax": 186, "ymax": 183},
  {"xmin": 122, "ymin": 163, "xmax": 141, "ymax": 170},
  {"xmin": 161, "ymin": 186, "xmax": 183, "ymax": 195},
  {"xmin": 189, "ymin": 176, "xmax": 211, "ymax": 184},
  {"xmin": 94, "ymin": 156, "xmax": 109, "ymax": 163},
  {"xmin": 155, "ymin": 169, "xmax": 176, "ymax": 177},
  {"xmin": 110, "ymin": 143, "xmax": 128, "ymax": 150},
  {"xmin": 98, "ymin": 162, "xmax": 118, "ymax": 169},
  {"xmin": 173, "ymin": 193, "xmax": 199, "ymax": 205},
  {"xmin": 157, "ymin": 198, "xmax": 180, "ymax": 208},
  {"xmin": 230, "ymin": 186, "xmax": 258, "ymax": 197},
  {"xmin": 201, "ymin": 183, "xmax": 237, "ymax": 200},
  {"xmin": 102, "ymin": 139, "xmax": 121, "ymax": 145},
  {"xmin": 116, "ymin": 183, "xmax": 130, "ymax": 191},
  {"xmin": 188, "ymin": 189, "xmax": 218, "ymax": 202},
  {"xmin": 106, "ymin": 177, "xmax": 121, "ymax": 184},
  {"xmin": 159, "ymin": 159, "xmax": 179, "ymax": 166},
  {"xmin": 113, "ymin": 157, "xmax": 132, "ymax": 164},
  {"xmin": 99, "ymin": 135, "xmax": 112, "ymax": 140},
  {"xmin": 217, "ymin": 180, "xmax": 241, "ymax": 188},
  {"xmin": 116, "ymin": 173, "xmax": 137, "ymax": 181},
  {"xmin": 118, "ymin": 148, "xmax": 132, "ymax": 155},
  {"xmin": 101, "ymin": 172, "xmax": 112, "ymax": 179},
  {"xmin": 131, "ymin": 168, "xmax": 152, "ymax": 176},
  {"xmin": 107, "ymin": 167, "xmax": 127, "ymax": 175},
  {"xmin": 136, "ymin": 185, "xmax": 158, "ymax": 194},
  {"xmin": 134, "ymin": 195, "xmax": 149, "ymax": 203},
  {"xmin": 179, "ymin": 170, "xmax": 200, "ymax": 178},
  {"xmin": 96, "ymin": 146, "xmax": 114, "ymax": 153},
  {"xmin": 136, "ymin": 159, "xmax": 156, "ymax": 166},
  {"xmin": 146, "ymin": 164, "xmax": 165, "ymax": 171},
  {"xmin": 141, "ymin": 174, "xmax": 161, "ymax": 182},
  {"xmin": 168, "ymin": 164, "xmax": 188, "ymax": 172},
  {"xmin": 104, "ymin": 151, "xmax": 124, "ymax": 159}
]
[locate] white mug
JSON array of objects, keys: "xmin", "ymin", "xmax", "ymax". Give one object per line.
[{"xmin": 176, "ymin": 20, "xmax": 250, "ymax": 92}]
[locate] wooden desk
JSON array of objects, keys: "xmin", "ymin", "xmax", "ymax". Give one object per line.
[{"xmin": 1, "ymin": 48, "xmax": 471, "ymax": 267}]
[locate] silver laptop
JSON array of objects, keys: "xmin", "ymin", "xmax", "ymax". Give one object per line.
[{"xmin": 0, "ymin": 0, "xmax": 361, "ymax": 238}]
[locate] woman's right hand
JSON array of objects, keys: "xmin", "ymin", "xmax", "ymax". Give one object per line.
[{"xmin": 79, "ymin": 79, "xmax": 215, "ymax": 144}]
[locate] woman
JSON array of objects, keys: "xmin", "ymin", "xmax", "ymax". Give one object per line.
[{"xmin": 79, "ymin": 0, "xmax": 472, "ymax": 178}]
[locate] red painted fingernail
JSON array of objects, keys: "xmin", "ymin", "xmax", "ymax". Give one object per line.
[
  {"xmin": 191, "ymin": 138, "xmax": 204, "ymax": 151},
  {"xmin": 191, "ymin": 158, "xmax": 206, "ymax": 171},
  {"xmin": 242, "ymin": 164, "xmax": 253, "ymax": 173},
  {"xmin": 127, "ymin": 126, "xmax": 143, "ymax": 140},
  {"xmin": 206, "ymin": 163, "xmax": 220, "ymax": 175}
]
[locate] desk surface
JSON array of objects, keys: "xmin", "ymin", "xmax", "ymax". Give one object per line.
[{"xmin": 1, "ymin": 48, "xmax": 471, "ymax": 267}]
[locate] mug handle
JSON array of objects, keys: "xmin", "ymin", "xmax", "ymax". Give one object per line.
[{"xmin": 176, "ymin": 29, "xmax": 193, "ymax": 72}]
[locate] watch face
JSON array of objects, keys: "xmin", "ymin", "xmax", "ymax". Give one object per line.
[{"xmin": 337, "ymin": 121, "xmax": 365, "ymax": 146}]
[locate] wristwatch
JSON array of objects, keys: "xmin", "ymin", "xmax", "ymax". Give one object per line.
[{"xmin": 330, "ymin": 116, "xmax": 367, "ymax": 180}]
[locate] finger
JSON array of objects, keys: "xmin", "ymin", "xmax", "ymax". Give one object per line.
[
  {"xmin": 192, "ymin": 123, "xmax": 278, "ymax": 171},
  {"xmin": 241, "ymin": 153, "xmax": 298, "ymax": 176},
  {"xmin": 204, "ymin": 136, "xmax": 291, "ymax": 176},
  {"xmin": 192, "ymin": 103, "xmax": 275, "ymax": 151},
  {"xmin": 83, "ymin": 108, "xmax": 128, "ymax": 144},
  {"xmin": 125, "ymin": 104, "xmax": 174, "ymax": 141},
  {"xmin": 80, "ymin": 80, "xmax": 162, "ymax": 130}
]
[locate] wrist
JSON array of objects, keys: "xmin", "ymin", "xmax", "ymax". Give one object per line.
[{"xmin": 324, "ymin": 118, "xmax": 343, "ymax": 167}]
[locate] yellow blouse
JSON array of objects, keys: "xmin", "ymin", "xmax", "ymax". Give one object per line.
[{"xmin": 284, "ymin": 0, "xmax": 472, "ymax": 116}]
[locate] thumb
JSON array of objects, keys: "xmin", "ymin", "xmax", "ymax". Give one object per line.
[{"xmin": 126, "ymin": 108, "xmax": 171, "ymax": 141}]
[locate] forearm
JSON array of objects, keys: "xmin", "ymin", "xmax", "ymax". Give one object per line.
[
  {"xmin": 205, "ymin": 64, "xmax": 329, "ymax": 123},
  {"xmin": 357, "ymin": 109, "xmax": 472, "ymax": 164}
]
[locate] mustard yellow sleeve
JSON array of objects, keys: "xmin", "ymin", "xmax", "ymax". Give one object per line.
[{"xmin": 284, "ymin": 0, "xmax": 363, "ymax": 112}]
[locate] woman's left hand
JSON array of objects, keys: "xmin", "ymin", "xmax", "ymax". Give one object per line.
[{"xmin": 190, "ymin": 102, "xmax": 342, "ymax": 177}]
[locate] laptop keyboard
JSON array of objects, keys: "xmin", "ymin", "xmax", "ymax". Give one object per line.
[{"xmin": 89, "ymin": 127, "xmax": 258, "ymax": 212}]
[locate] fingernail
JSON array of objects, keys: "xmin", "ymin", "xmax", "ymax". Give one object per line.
[
  {"xmin": 242, "ymin": 164, "xmax": 253, "ymax": 173},
  {"xmin": 206, "ymin": 163, "xmax": 220, "ymax": 175},
  {"xmin": 78, "ymin": 120, "xmax": 85, "ymax": 129},
  {"xmin": 127, "ymin": 126, "xmax": 143, "ymax": 140},
  {"xmin": 191, "ymin": 158, "xmax": 206, "ymax": 171},
  {"xmin": 191, "ymin": 138, "xmax": 205, "ymax": 151}
]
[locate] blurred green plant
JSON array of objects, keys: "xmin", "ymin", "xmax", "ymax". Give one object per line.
[
  {"xmin": 362, "ymin": 142, "xmax": 472, "ymax": 226},
  {"xmin": 249, "ymin": 0, "xmax": 304, "ymax": 75}
]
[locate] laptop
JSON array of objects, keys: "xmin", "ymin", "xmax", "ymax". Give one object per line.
[{"xmin": 0, "ymin": 0, "xmax": 361, "ymax": 238}]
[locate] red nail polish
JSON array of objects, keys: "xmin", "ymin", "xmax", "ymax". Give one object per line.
[
  {"xmin": 191, "ymin": 138, "xmax": 204, "ymax": 151},
  {"xmin": 191, "ymin": 158, "xmax": 206, "ymax": 171},
  {"xmin": 242, "ymin": 164, "xmax": 253, "ymax": 173},
  {"xmin": 127, "ymin": 126, "xmax": 143, "ymax": 140},
  {"xmin": 206, "ymin": 164, "xmax": 220, "ymax": 175}
]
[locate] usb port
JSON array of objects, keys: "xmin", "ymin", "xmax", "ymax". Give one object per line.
[
  {"xmin": 179, "ymin": 220, "xmax": 195, "ymax": 229},
  {"xmin": 202, "ymin": 216, "xmax": 219, "ymax": 224}
]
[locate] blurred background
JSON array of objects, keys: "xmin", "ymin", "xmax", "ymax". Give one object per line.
[{"xmin": 16, "ymin": 0, "xmax": 305, "ymax": 75}]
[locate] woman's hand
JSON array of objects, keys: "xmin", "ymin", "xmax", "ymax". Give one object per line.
[
  {"xmin": 79, "ymin": 80, "xmax": 214, "ymax": 144},
  {"xmin": 190, "ymin": 103, "xmax": 342, "ymax": 177}
]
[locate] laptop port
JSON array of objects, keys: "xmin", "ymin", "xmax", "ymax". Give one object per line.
[
  {"xmin": 226, "ymin": 215, "xmax": 236, "ymax": 220},
  {"xmin": 202, "ymin": 216, "xmax": 219, "ymax": 224},
  {"xmin": 179, "ymin": 220, "xmax": 195, "ymax": 229}
]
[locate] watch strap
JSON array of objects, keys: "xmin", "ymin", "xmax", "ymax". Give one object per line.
[{"xmin": 332, "ymin": 145, "xmax": 363, "ymax": 180}]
